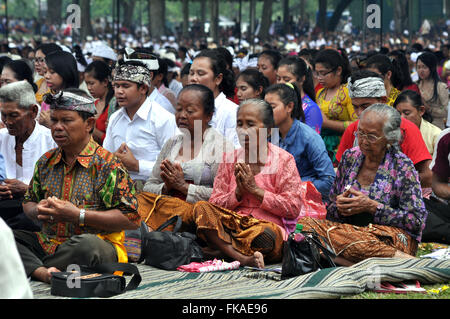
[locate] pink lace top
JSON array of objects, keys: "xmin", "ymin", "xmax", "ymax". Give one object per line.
[{"xmin": 209, "ymin": 143, "xmax": 303, "ymax": 240}]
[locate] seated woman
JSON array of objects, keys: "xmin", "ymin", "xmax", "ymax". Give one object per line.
[
  {"xmin": 264, "ymin": 83, "xmax": 335, "ymax": 202},
  {"xmin": 394, "ymin": 90, "xmax": 442, "ymax": 156},
  {"xmin": 142, "ymin": 84, "xmax": 234, "ymax": 203},
  {"xmin": 277, "ymin": 56, "xmax": 323, "ymax": 133},
  {"xmin": 299, "ymin": 104, "xmax": 428, "ymax": 265},
  {"xmin": 139, "ymin": 99, "xmax": 303, "ymax": 268},
  {"xmin": 235, "ymin": 68, "xmax": 269, "ymax": 104}
]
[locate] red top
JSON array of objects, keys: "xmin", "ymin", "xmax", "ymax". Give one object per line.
[
  {"xmin": 95, "ymin": 100, "xmax": 109, "ymax": 144},
  {"xmin": 336, "ymin": 117, "xmax": 432, "ymax": 165},
  {"xmin": 402, "ymin": 83, "xmax": 420, "ymax": 94}
]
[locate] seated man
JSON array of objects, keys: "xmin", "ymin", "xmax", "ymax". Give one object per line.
[
  {"xmin": 14, "ymin": 89, "xmax": 140, "ymax": 283},
  {"xmin": 0, "ymin": 81, "xmax": 57, "ymax": 231},
  {"xmin": 421, "ymin": 128, "xmax": 450, "ymax": 244},
  {"xmin": 336, "ymin": 70, "xmax": 432, "ymax": 188},
  {"xmin": 103, "ymin": 55, "xmax": 178, "ymax": 191}
]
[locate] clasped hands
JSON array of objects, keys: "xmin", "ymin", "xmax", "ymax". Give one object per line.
[
  {"xmin": 234, "ymin": 163, "xmax": 264, "ymax": 201},
  {"xmin": 114, "ymin": 143, "xmax": 139, "ymax": 172},
  {"xmin": 36, "ymin": 196, "xmax": 81, "ymax": 224},
  {"xmin": 160, "ymin": 159, "xmax": 188, "ymax": 194},
  {"xmin": 336, "ymin": 187, "xmax": 378, "ymax": 216}
]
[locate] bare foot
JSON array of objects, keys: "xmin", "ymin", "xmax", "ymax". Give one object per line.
[
  {"xmin": 32, "ymin": 266, "xmax": 61, "ymax": 283},
  {"xmin": 242, "ymin": 251, "xmax": 265, "ymax": 268}
]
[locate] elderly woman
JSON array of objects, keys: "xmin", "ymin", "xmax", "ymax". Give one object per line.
[
  {"xmin": 139, "ymin": 99, "xmax": 303, "ymax": 268},
  {"xmin": 140, "ymin": 84, "xmax": 234, "ymax": 204},
  {"xmin": 299, "ymin": 104, "xmax": 428, "ymax": 265},
  {"xmin": 0, "ymin": 81, "xmax": 56, "ymax": 230}
]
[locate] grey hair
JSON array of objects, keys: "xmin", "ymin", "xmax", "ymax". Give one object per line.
[
  {"xmin": 0, "ymin": 80, "xmax": 37, "ymax": 110},
  {"xmin": 359, "ymin": 103, "xmax": 402, "ymax": 145},
  {"xmin": 238, "ymin": 98, "xmax": 275, "ymax": 129}
]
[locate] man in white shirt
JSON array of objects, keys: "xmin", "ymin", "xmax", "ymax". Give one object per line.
[
  {"xmin": 104, "ymin": 60, "xmax": 178, "ymax": 190},
  {"xmin": 0, "ymin": 81, "xmax": 57, "ymax": 231}
]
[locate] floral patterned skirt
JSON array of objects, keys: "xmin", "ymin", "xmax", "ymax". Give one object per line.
[{"xmin": 299, "ymin": 217, "xmax": 418, "ymax": 263}]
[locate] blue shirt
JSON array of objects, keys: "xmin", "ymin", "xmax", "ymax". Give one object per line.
[
  {"xmin": 0, "ymin": 153, "xmax": 5, "ymax": 182},
  {"xmin": 302, "ymin": 94, "xmax": 323, "ymax": 134},
  {"xmin": 277, "ymin": 119, "xmax": 335, "ymax": 201}
]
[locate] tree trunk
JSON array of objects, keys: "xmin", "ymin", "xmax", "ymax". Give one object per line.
[
  {"xmin": 282, "ymin": 0, "xmax": 289, "ymax": 35},
  {"xmin": 47, "ymin": 0, "xmax": 62, "ymax": 25},
  {"xmin": 80, "ymin": 0, "xmax": 94, "ymax": 39},
  {"xmin": 210, "ymin": 0, "xmax": 219, "ymax": 42},
  {"xmin": 394, "ymin": 0, "xmax": 409, "ymax": 34},
  {"xmin": 317, "ymin": 0, "xmax": 327, "ymax": 32},
  {"xmin": 123, "ymin": 0, "xmax": 137, "ymax": 33},
  {"xmin": 182, "ymin": 0, "xmax": 189, "ymax": 38},
  {"xmin": 259, "ymin": 0, "xmax": 273, "ymax": 42},
  {"xmin": 327, "ymin": 0, "xmax": 354, "ymax": 32},
  {"xmin": 148, "ymin": 0, "xmax": 165, "ymax": 38}
]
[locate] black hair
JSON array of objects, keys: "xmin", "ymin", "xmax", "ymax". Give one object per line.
[
  {"xmin": 236, "ymin": 69, "xmax": 269, "ymax": 99},
  {"xmin": 154, "ymin": 57, "xmax": 169, "ymax": 87},
  {"xmin": 194, "ymin": 49, "xmax": 236, "ymax": 98},
  {"xmin": 278, "ymin": 56, "xmax": 316, "ymax": 103},
  {"xmin": 0, "ymin": 56, "xmax": 12, "ymax": 74},
  {"xmin": 258, "ymin": 50, "xmax": 283, "ymax": 70},
  {"xmin": 35, "ymin": 43, "xmax": 63, "ymax": 56},
  {"xmin": 298, "ymin": 48, "xmax": 319, "ymax": 66},
  {"xmin": 388, "ymin": 50, "xmax": 414, "ymax": 89},
  {"xmin": 3, "ymin": 59, "xmax": 38, "ymax": 93},
  {"xmin": 179, "ymin": 84, "xmax": 215, "ymax": 117},
  {"xmin": 265, "ymin": 83, "xmax": 306, "ymax": 123},
  {"xmin": 180, "ymin": 63, "xmax": 191, "ymax": 77},
  {"xmin": 73, "ymin": 44, "xmax": 88, "ymax": 69},
  {"xmin": 216, "ymin": 47, "xmax": 233, "ymax": 70},
  {"xmin": 416, "ymin": 52, "xmax": 442, "ymax": 103},
  {"xmin": 314, "ymin": 49, "xmax": 352, "ymax": 85},
  {"xmin": 85, "ymin": 60, "xmax": 114, "ymax": 109},
  {"xmin": 393, "ymin": 89, "xmax": 433, "ymax": 122},
  {"xmin": 45, "ymin": 51, "xmax": 80, "ymax": 89},
  {"xmin": 365, "ymin": 54, "xmax": 404, "ymax": 89}
]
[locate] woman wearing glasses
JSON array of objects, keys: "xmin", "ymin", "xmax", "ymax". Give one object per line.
[
  {"xmin": 314, "ymin": 49, "xmax": 357, "ymax": 163},
  {"xmin": 299, "ymin": 104, "xmax": 427, "ymax": 265},
  {"xmin": 33, "ymin": 44, "xmax": 63, "ymax": 106}
]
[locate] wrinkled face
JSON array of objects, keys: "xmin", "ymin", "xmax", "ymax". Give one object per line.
[
  {"xmin": 264, "ymin": 92, "xmax": 292, "ymax": 127},
  {"xmin": 0, "ymin": 67, "xmax": 18, "ymax": 87},
  {"xmin": 175, "ymin": 89, "xmax": 211, "ymax": 137},
  {"xmin": 257, "ymin": 55, "xmax": 277, "ymax": 85},
  {"xmin": 395, "ymin": 101, "xmax": 423, "ymax": 128},
  {"xmin": 113, "ymin": 80, "xmax": 147, "ymax": 109},
  {"xmin": 85, "ymin": 72, "xmax": 108, "ymax": 99},
  {"xmin": 416, "ymin": 59, "xmax": 431, "ymax": 80},
  {"xmin": 236, "ymin": 77, "xmax": 260, "ymax": 104},
  {"xmin": 1, "ymin": 101, "xmax": 37, "ymax": 137},
  {"xmin": 188, "ymin": 57, "xmax": 222, "ymax": 93},
  {"xmin": 236, "ymin": 103, "xmax": 266, "ymax": 152},
  {"xmin": 357, "ymin": 112, "xmax": 388, "ymax": 157},
  {"xmin": 50, "ymin": 109, "xmax": 94, "ymax": 148}
]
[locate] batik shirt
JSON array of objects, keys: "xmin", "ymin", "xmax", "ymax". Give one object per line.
[
  {"xmin": 24, "ymin": 138, "xmax": 140, "ymax": 261},
  {"xmin": 327, "ymin": 146, "xmax": 428, "ymax": 242}
]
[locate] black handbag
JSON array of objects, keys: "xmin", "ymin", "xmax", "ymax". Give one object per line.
[
  {"xmin": 50, "ymin": 262, "xmax": 141, "ymax": 298},
  {"xmin": 138, "ymin": 215, "xmax": 204, "ymax": 270},
  {"xmin": 281, "ymin": 230, "xmax": 336, "ymax": 279}
]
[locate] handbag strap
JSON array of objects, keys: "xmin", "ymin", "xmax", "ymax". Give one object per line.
[
  {"xmin": 80, "ymin": 262, "xmax": 142, "ymax": 297},
  {"xmin": 143, "ymin": 194, "xmax": 163, "ymax": 224},
  {"xmin": 155, "ymin": 215, "xmax": 182, "ymax": 233}
]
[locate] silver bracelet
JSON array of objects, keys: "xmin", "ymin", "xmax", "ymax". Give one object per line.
[{"xmin": 79, "ymin": 208, "xmax": 86, "ymax": 227}]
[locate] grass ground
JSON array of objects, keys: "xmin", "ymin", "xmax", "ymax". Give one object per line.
[{"xmin": 343, "ymin": 243, "xmax": 450, "ymax": 299}]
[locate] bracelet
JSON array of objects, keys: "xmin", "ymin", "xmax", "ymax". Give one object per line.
[{"xmin": 79, "ymin": 208, "xmax": 86, "ymax": 227}]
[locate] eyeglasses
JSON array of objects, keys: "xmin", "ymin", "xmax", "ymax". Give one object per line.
[
  {"xmin": 355, "ymin": 130, "xmax": 384, "ymax": 143},
  {"xmin": 313, "ymin": 68, "xmax": 336, "ymax": 78},
  {"xmin": 33, "ymin": 57, "xmax": 45, "ymax": 64}
]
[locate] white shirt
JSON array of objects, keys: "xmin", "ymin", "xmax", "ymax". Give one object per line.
[
  {"xmin": 0, "ymin": 218, "xmax": 33, "ymax": 299},
  {"xmin": 211, "ymin": 92, "xmax": 240, "ymax": 148},
  {"xmin": 103, "ymin": 98, "xmax": 178, "ymax": 181},
  {"xmin": 149, "ymin": 87, "xmax": 175, "ymax": 114},
  {"xmin": 0, "ymin": 123, "xmax": 57, "ymax": 184}
]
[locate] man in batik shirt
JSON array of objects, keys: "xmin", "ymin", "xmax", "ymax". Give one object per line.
[{"xmin": 14, "ymin": 88, "xmax": 140, "ymax": 283}]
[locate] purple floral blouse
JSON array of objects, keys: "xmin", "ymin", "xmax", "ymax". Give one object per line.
[{"xmin": 327, "ymin": 146, "xmax": 428, "ymax": 242}]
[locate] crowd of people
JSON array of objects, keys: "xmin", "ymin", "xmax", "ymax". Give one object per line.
[{"xmin": 0, "ymin": 23, "xmax": 449, "ymax": 298}]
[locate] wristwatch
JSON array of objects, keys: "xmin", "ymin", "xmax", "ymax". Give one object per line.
[{"xmin": 79, "ymin": 209, "xmax": 86, "ymax": 227}]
